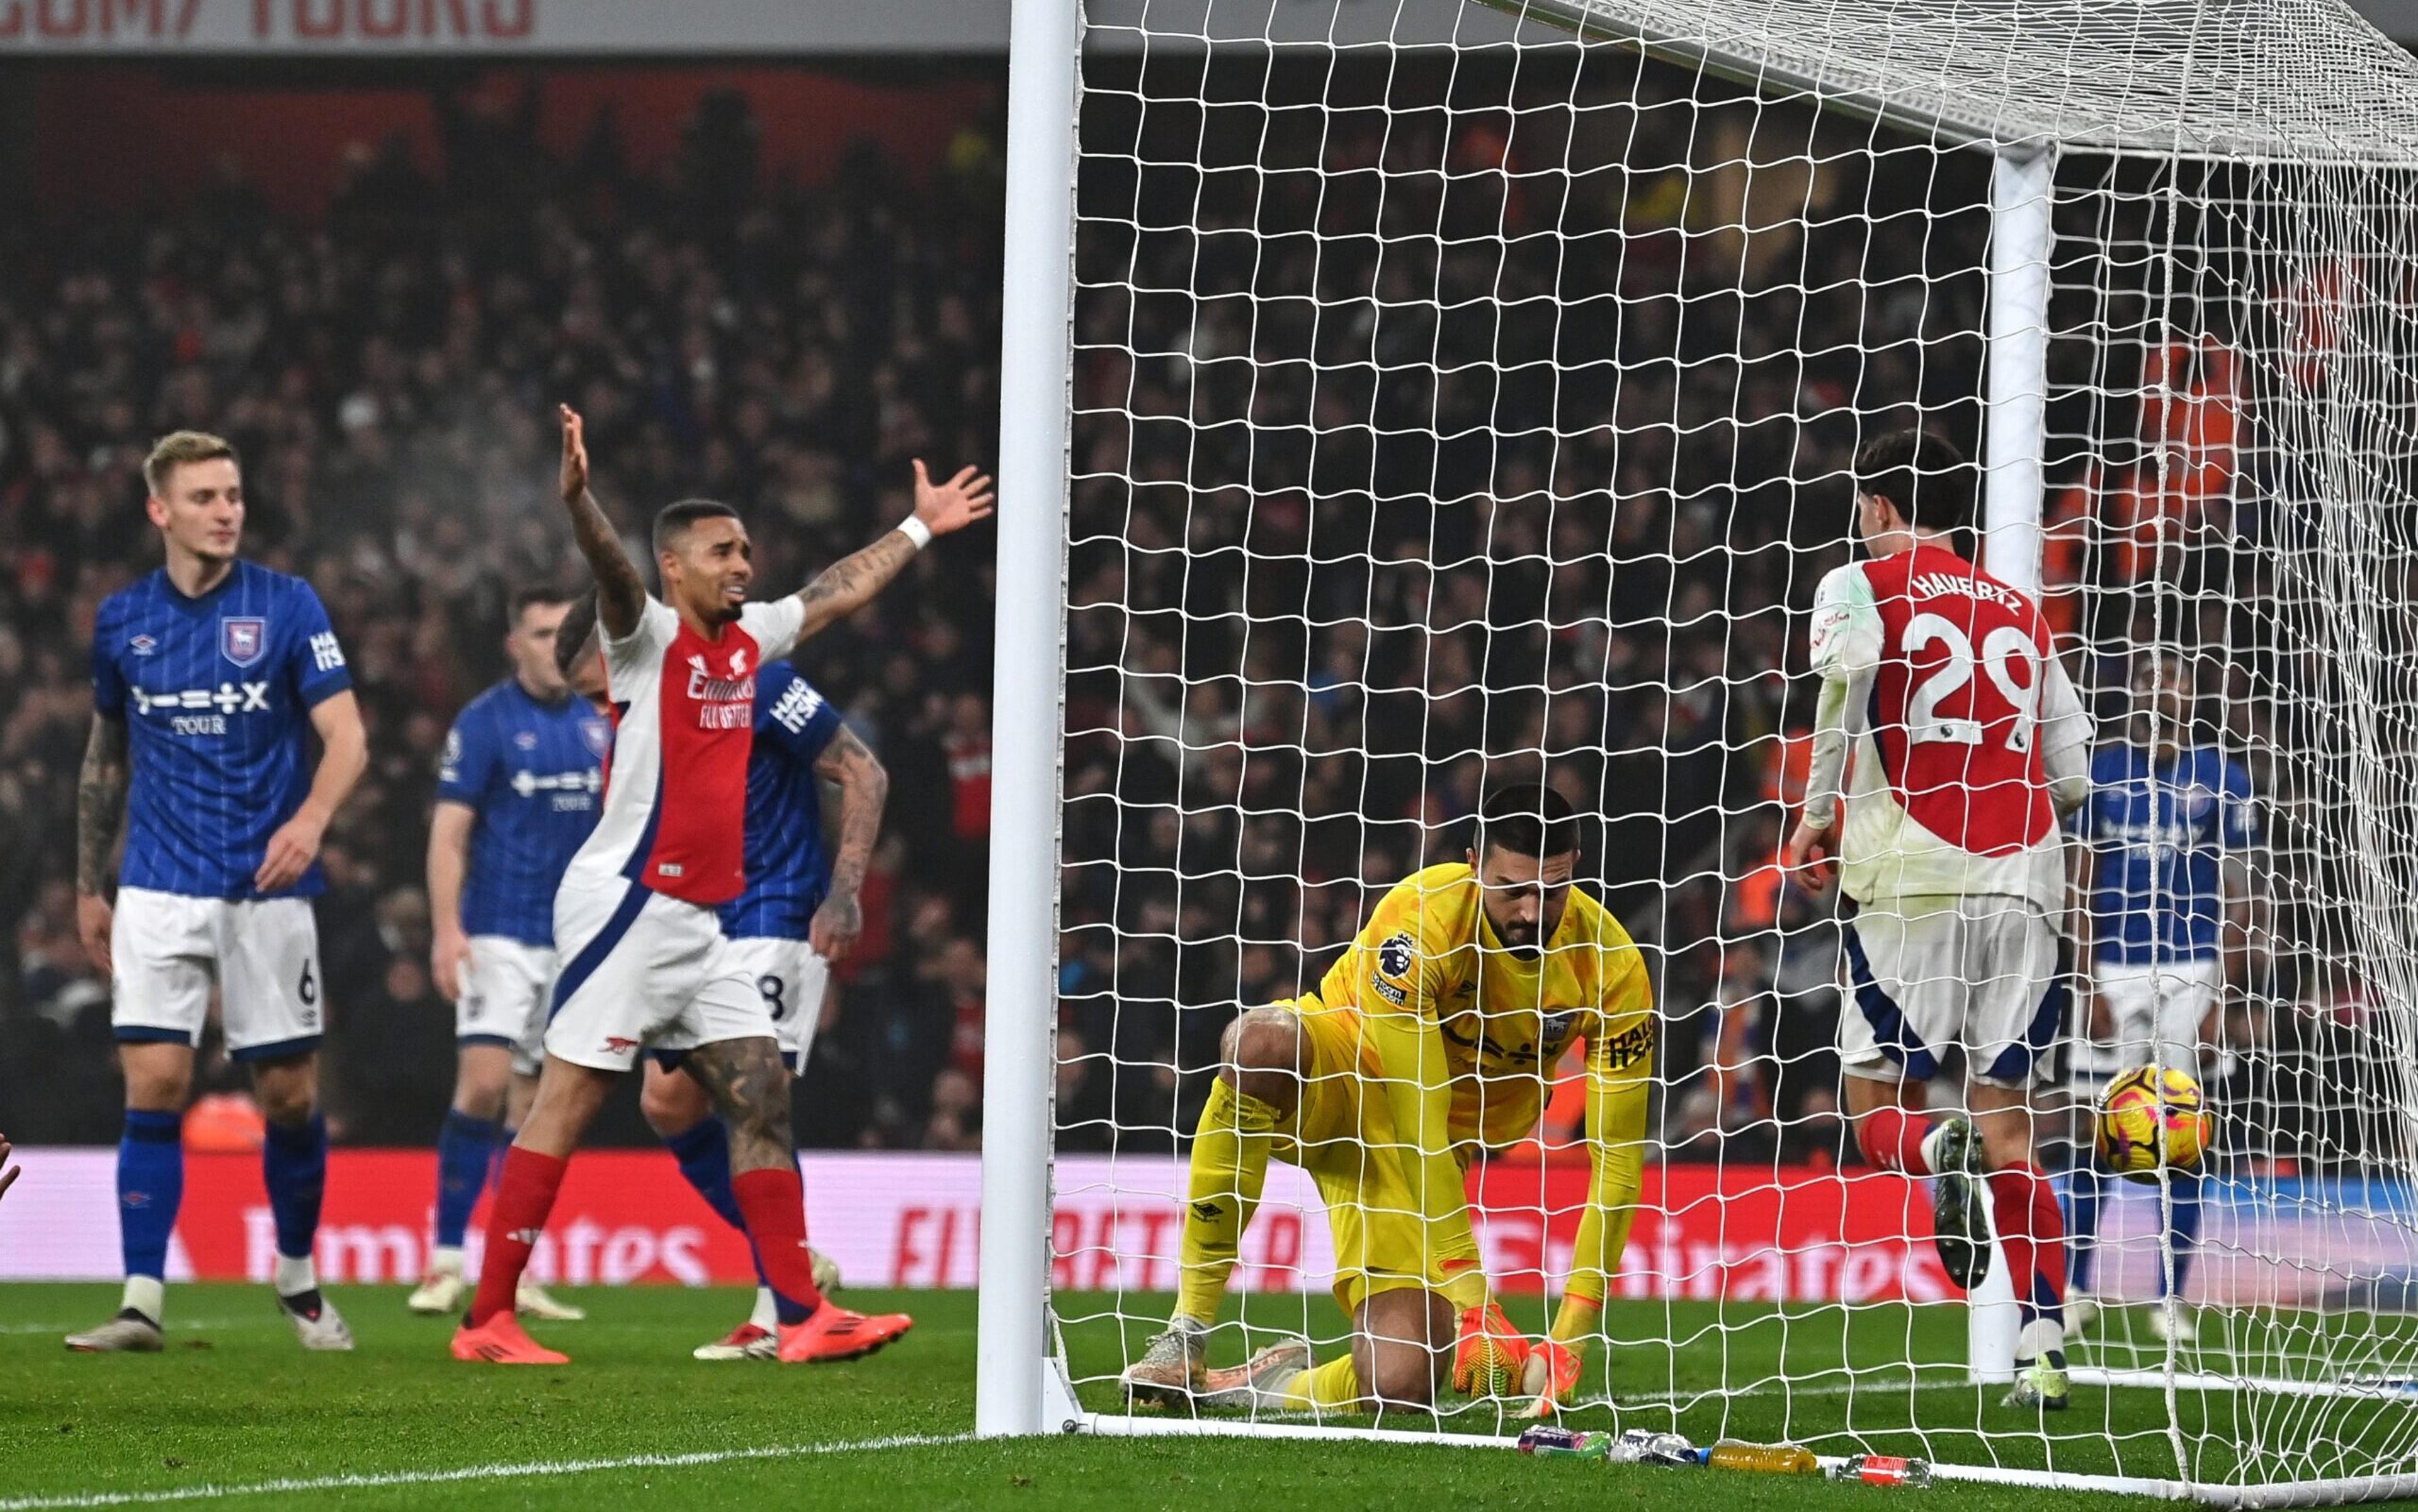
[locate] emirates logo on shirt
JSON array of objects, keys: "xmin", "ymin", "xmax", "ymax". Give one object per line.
[{"xmin": 685, "ymin": 648, "xmax": 756, "ymax": 729}]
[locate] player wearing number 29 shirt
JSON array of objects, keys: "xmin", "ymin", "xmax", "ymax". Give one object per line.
[
  {"xmin": 1786, "ymin": 428, "xmax": 2092, "ymax": 1412},
  {"xmin": 453, "ymin": 404, "xmax": 993, "ymax": 1368}
]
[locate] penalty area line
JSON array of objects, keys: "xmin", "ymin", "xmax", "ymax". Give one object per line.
[{"xmin": 0, "ymin": 1431, "xmax": 976, "ymax": 1511}]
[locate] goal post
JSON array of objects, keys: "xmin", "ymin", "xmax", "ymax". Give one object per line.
[
  {"xmin": 979, "ymin": 0, "xmax": 1082, "ymax": 1440},
  {"xmin": 982, "ymin": 0, "xmax": 2418, "ymax": 1499}
]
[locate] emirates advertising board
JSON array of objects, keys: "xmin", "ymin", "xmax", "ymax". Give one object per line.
[{"xmin": 4, "ymin": 1146, "xmax": 2405, "ymax": 1309}]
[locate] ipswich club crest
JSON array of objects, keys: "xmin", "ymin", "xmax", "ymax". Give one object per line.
[
  {"xmin": 581, "ymin": 717, "xmax": 611, "ymax": 758},
  {"xmin": 221, "ymin": 616, "xmax": 268, "ymax": 668}
]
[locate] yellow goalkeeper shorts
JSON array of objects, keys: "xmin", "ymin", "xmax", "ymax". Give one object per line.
[{"xmin": 1271, "ymin": 996, "xmax": 1449, "ymax": 1316}]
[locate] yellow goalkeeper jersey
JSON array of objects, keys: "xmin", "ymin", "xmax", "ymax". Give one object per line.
[{"xmin": 1315, "ymin": 862, "xmax": 1656, "ymax": 1151}]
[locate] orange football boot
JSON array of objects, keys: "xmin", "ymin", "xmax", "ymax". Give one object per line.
[
  {"xmin": 776, "ymin": 1304, "xmax": 914, "ymax": 1363},
  {"xmin": 451, "ymin": 1312, "xmax": 570, "ymax": 1365}
]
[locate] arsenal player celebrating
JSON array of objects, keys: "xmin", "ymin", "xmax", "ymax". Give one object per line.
[
  {"xmin": 452, "ymin": 406, "xmax": 992, "ymax": 1366},
  {"xmin": 1785, "ymin": 428, "xmax": 2092, "ymax": 1411}
]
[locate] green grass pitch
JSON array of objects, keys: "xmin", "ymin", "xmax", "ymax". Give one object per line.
[{"xmin": 1, "ymin": 1283, "xmax": 2396, "ymax": 1509}]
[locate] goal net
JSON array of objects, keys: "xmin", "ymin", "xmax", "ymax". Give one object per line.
[{"xmin": 984, "ymin": 0, "xmax": 2418, "ymax": 1500}]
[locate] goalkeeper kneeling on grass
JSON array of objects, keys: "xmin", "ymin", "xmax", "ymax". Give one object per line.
[{"xmin": 1122, "ymin": 783, "xmax": 1652, "ymax": 1417}]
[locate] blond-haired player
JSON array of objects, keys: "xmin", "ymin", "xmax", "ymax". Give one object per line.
[{"xmin": 1120, "ymin": 784, "xmax": 1652, "ymax": 1415}]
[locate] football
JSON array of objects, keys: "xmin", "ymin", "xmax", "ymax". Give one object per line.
[{"xmin": 2096, "ymin": 1064, "xmax": 2213, "ymax": 1182}]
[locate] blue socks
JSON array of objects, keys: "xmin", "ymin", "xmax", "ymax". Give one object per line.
[
  {"xmin": 666, "ymin": 1117, "xmax": 746, "ymax": 1231},
  {"xmin": 664, "ymin": 1117, "xmax": 777, "ymax": 1292},
  {"xmin": 2062, "ymin": 1161, "xmax": 2202, "ymax": 1300},
  {"xmin": 435, "ymin": 1110, "xmax": 504, "ymax": 1250},
  {"xmin": 2161, "ymin": 1166, "xmax": 2203, "ymax": 1300},
  {"xmin": 263, "ymin": 1113, "xmax": 327, "ymax": 1270},
  {"xmin": 2063, "ymin": 1163, "xmax": 2103, "ymax": 1293},
  {"xmin": 117, "ymin": 1110, "xmax": 184, "ymax": 1306}
]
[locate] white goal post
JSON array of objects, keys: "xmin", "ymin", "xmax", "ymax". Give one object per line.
[{"xmin": 981, "ymin": 0, "xmax": 2418, "ymax": 1501}]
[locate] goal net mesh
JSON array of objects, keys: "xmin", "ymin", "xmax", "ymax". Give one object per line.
[{"xmin": 1047, "ymin": 0, "xmax": 2418, "ymax": 1496}]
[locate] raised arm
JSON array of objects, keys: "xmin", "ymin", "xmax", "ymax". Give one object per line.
[
  {"xmin": 807, "ymin": 725, "xmax": 888, "ymax": 963},
  {"xmin": 557, "ymin": 405, "xmax": 646, "ymax": 640},
  {"xmin": 792, "ymin": 460, "xmax": 995, "ymax": 642},
  {"xmin": 75, "ymin": 712, "xmax": 130, "ymax": 978},
  {"xmin": 256, "ymin": 690, "xmax": 368, "ymax": 894}
]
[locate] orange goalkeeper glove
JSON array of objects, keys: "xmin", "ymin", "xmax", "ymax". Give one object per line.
[
  {"xmin": 1516, "ymin": 1339, "xmax": 1583, "ymax": 1418},
  {"xmin": 1451, "ymin": 1301, "xmax": 1530, "ymax": 1397}
]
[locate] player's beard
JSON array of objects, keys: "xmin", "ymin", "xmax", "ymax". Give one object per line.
[
  {"xmin": 1491, "ymin": 914, "xmax": 1541, "ymax": 960},
  {"xmin": 684, "ymin": 581, "xmax": 746, "ymax": 625}
]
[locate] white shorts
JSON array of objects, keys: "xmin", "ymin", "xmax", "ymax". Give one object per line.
[
  {"xmin": 1839, "ymin": 895, "xmax": 2067, "ymax": 1089},
  {"xmin": 724, "ymin": 936, "xmax": 830, "ymax": 1071},
  {"xmin": 111, "ymin": 887, "xmax": 324, "ymax": 1061},
  {"xmin": 543, "ymin": 880, "xmax": 773, "ymax": 1073},
  {"xmin": 457, "ymin": 936, "xmax": 557, "ymax": 1076},
  {"xmin": 2086, "ymin": 957, "xmax": 2222, "ymax": 1081}
]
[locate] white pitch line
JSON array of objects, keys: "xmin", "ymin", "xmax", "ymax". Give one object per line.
[{"xmin": 0, "ymin": 1431, "xmax": 973, "ymax": 1511}]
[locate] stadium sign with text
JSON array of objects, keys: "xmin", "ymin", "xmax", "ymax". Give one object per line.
[
  {"xmin": 0, "ymin": 0, "xmax": 1579, "ymax": 52},
  {"xmin": 0, "ymin": 0, "xmax": 1005, "ymax": 51},
  {"xmin": 12, "ymin": 1146, "xmax": 2409, "ymax": 1306}
]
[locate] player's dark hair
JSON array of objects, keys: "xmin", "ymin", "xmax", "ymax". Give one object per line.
[
  {"xmin": 509, "ymin": 586, "xmax": 572, "ymax": 627},
  {"xmin": 554, "ymin": 592, "xmax": 598, "ymax": 681},
  {"xmin": 654, "ymin": 497, "xmax": 741, "ymax": 555},
  {"xmin": 1853, "ymin": 427, "xmax": 1975, "ymax": 535},
  {"xmin": 1474, "ymin": 783, "xmax": 1580, "ymax": 863}
]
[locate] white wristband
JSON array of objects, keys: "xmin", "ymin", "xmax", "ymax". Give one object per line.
[{"xmin": 895, "ymin": 516, "xmax": 934, "ymax": 550}]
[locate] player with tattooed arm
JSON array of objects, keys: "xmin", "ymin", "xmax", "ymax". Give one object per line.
[{"xmin": 450, "ymin": 406, "xmax": 990, "ymax": 1365}]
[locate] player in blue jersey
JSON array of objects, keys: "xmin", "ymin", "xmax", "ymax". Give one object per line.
[
  {"xmin": 69, "ymin": 431, "xmax": 369, "ymax": 1353},
  {"xmin": 407, "ymin": 588, "xmax": 606, "ymax": 1322},
  {"xmin": 2067, "ymin": 651, "xmax": 2258, "ymax": 1344},
  {"xmin": 556, "ymin": 594, "xmax": 901, "ymax": 1359}
]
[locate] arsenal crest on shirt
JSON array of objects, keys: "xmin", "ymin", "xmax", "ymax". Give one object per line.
[{"xmin": 221, "ymin": 616, "xmax": 268, "ymax": 668}]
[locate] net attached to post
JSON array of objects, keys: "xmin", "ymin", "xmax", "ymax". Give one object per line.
[{"xmin": 1040, "ymin": 0, "xmax": 2418, "ymax": 1499}]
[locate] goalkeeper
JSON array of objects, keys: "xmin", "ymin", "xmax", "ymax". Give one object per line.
[{"xmin": 1120, "ymin": 784, "xmax": 1654, "ymax": 1416}]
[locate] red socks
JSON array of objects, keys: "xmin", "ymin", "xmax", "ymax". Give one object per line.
[
  {"xmin": 1857, "ymin": 1107, "xmax": 1933, "ymax": 1175},
  {"xmin": 1988, "ymin": 1163, "xmax": 2068, "ymax": 1316},
  {"xmin": 732, "ymin": 1166, "xmax": 825, "ymax": 1324},
  {"xmin": 467, "ymin": 1147, "xmax": 568, "ymax": 1327}
]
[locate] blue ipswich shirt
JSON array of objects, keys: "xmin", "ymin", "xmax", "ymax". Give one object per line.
[
  {"xmin": 2084, "ymin": 742, "xmax": 2257, "ymax": 965},
  {"xmin": 719, "ymin": 662, "xmax": 844, "ymax": 941},
  {"xmin": 437, "ymin": 679, "xmax": 610, "ymax": 946},
  {"xmin": 91, "ymin": 560, "xmax": 352, "ymax": 899}
]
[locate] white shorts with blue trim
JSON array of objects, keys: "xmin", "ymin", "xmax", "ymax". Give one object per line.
[
  {"xmin": 722, "ymin": 936, "xmax": 830, "ymax": 1071},
  {"xmin": 1838, "ymin": 894, "xmax": 2065, "ymax": 1090},
  {"xmin": 110, "ymin": 887, "xmax": 324, "ymax": 1060},
  {"xmin": 2080, "ymin": 956, "xmax": 2223, "ymax": 1084},
  {"xmin": 457, "ymin": 936, "xmax": 556, "ymax": 1076},
  {"xmin": 543, "ymin": 880, "xmax": 774, "ymax": 1074}
]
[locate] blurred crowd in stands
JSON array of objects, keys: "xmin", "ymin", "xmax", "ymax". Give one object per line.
[{"xmin": 0, "ymin": 57, "xmax": 2393, "ymax": 1169}]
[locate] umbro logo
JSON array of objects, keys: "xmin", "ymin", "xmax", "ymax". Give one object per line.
[
  {"xmin": 508, "ymin": 1228, "xmax": 546, "ymax": 1245},
  {"xmin": 129, "ymin": 634, "xmax": 157, "ymax": 656},
  {"xmin": 603, "ymin": 1036, "xmax": 639, "ymax": 1054},
  {"xmin": 1189, "ymin": 1200, "xmax": 1224, "ymax": 1223}
]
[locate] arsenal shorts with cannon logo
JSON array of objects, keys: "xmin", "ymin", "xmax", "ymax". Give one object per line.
[{"xmin": 542, "ymin": 876, "xmax": 773, "ymax": 1073}]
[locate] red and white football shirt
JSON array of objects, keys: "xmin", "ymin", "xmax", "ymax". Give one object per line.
[
  {"xmin": 564, "ymin": 594, "xmax": 805, "ymax": 906},
  {"xmin": 1808, "ymin": 544, "xmax": 2087, "ymax": 911}
]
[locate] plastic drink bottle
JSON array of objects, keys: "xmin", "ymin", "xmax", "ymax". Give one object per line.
[
  {"xmin": 1516, "ymin": 1425, "xmax": 1613, "ymax": 1460},
  {"xmin": 1608, "ymin": 1429, "xmax": 1703, "ymax": 1467},
  {"xmin": 1705, "ymin": 1441, "xmax": 1821, "ymax": 1474},
  {"xmin": 1830, "ymin": 1454, "xmax": 1934, "ymax": 1487}
]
